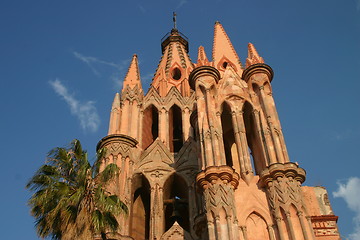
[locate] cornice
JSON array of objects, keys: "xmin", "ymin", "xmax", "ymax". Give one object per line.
[
  {"xmin": 96, "ymin": 134, "xmax": 138, "ymax": 151},
  {"xmin": 242, "ymin": 63, "xmax": 274, "ymax": 82}
]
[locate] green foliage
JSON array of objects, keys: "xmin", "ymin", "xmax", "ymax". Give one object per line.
[{"xmin": 26, "ymin": 139, "xmax": 127, "ymax": 240}]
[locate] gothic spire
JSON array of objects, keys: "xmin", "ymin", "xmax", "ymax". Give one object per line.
[
  {"xmin": 196, "ymin": 46, "xmax": 210, "ymax": 67},
  {"xmin": 212, "ymin": 21, "xmax": 243, "ymax": 72},
  {"xmin": 246, "ymin": 43, "xmax": 264, "ymax": 68},
  {"xmin": 122, "ymin": 54, "xmax": 142, "ymax": 92}
]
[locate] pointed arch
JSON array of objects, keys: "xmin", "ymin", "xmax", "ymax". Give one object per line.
[
  {"xmin": 130, "ymin": 173, "xmax": 151, "ymax": 240},
  {"xmin": 142, "ymin": 104, "xmax": 159, "ymax": 150},
  {"xmin": 163, "ymin": 173, "xmax": 190, "ymax": 233},
  {"xmin": 245, "ymin": 212, "xmax": 270, "ymax": 240},
  {"xmin": 169, "ymin": 104, "xmax": 183, "ymax": 153},
  {"xmin": 290, "ymin": 204, "xmax": 305, "ymax": 240}
]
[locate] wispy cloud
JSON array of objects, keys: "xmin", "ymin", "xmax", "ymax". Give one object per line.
[
  {"xmin": 329, "ymin": 129, "xmax": 359, "ymax": 141},
  {"xmin": 333, "ymin": 177, "xmax": 360, "ymax": 240},
  {"xmin": 176, "ymin": 0, "xmax": 187, "ymax": 9},
  {"xmin": 49, "ymin": 79, "xmax": 100, "ymax": 132},
  {"xmin": 73, "ymin": 51, "xmax": 125, "ymax": 75},
  {"xmin": 73, "ymin": 51, "xmax": 130, "ymax": 90},
  {"xmin": 137, "ymin": 4, "xmax": 146, "ymax": 13}
]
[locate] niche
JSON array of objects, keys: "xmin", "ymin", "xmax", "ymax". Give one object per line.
[
  {"xmin": 169, "ymin": 105, "xmax": 183, "ymax": 153},
  {"xmin": 142, "ymin": 105, "xmax": 159, "ymax": 150}
]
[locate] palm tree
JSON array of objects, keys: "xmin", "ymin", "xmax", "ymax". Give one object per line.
[{"xmin": 26, "ymin": 139, "xmax": 127, "ymax": 240}]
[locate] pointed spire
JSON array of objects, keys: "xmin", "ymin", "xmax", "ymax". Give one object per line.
[
  {"xmin": 246, "ymin": 43, "xmax": 264, "ymax": 68},
  {"xmin": 212, "ymin": 21, "xmax": 243, "ymax": 72},
  {"xmin": 108, "ymin": 93, "xmax": 121, "ymax": 135},
  {"xmin": 196, "ymin": 46, "xmax": 210, "ymax": 67},
  {"xmin": 122, "ymin": 54, "xmax": 142, "ymax": 91}
]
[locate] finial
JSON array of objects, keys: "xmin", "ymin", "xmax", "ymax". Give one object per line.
[{"xmin": 173, "ymin": 12, "xmax": 177, "ymax": 30}]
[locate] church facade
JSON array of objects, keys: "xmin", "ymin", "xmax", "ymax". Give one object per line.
[{"xmin": 96, "ymin": 22, "xmax": 341, "ymax": 240}]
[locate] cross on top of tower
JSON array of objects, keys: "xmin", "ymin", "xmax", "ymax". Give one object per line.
[{"xmin": 173, "ymin": 12, "xmax": 177, "ymax": 30}]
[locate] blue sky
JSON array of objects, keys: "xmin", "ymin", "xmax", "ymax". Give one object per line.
[{"xmin": 0, "ymin": 0, "xmax": 359, "ymax": 239}]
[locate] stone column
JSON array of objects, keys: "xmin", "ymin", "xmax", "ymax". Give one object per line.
[
  {"xmin": 96, "ymin": 134, "xmax": 138, "ymax": 238},
  {"xmin": 242, "ymin": 63, "xmax": 290, "ymax": 165},
  {"xmin": 260, "ymin": 162, "xmax": 315, "ymax": 240},
  {"xmin": 235, "ymin": 110, "xmax": 254, "ymax": 184},
  {"xmin": 189, "ymin": 65, "xmax": 221, "ymax": 169},
  {"xmin": 196, "ymin": 166, "xmax": 240, "ymax": 240},
  {"xmin": 183, "ymin": 107, "xmax": 190, "ymax": 141}
]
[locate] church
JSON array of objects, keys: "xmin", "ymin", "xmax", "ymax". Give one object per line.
[{"xmin": 96, "ymin": 19, "xmax": 341, "ymax": 240}]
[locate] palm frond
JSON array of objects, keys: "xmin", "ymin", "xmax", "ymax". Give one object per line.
[
  {"xmin": 100, "ymin": 163, "xmax": 119, "ymax": 183},
  {"xmin": 27, "ymin": 139, "xmax": 127, "ymax": 239}
]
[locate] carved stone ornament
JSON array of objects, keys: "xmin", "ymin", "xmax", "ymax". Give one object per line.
[
  {"xmin": 97, "ymin": 134, "xmax": 138, "ymax": 152},
  {"xmin": 311, "ymin": 215, "xmax": 339, "ymax": 237},
  {"xmin": 196, "ymin": 165, "xmax": 240, "ymax": 190},
  {"xmin": 160, "ymin": 221, "xmax": 193, "ymax": 240},
  {"xmin": 260, "ymin": 163, "xmax": 306, "ymax": 211}
]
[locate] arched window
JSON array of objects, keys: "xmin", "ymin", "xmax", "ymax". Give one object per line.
[
  {"xmin": 221, "ymin": 102, "xmax": 236, "ymax": 168},
  {"xmin": 142, "ymin": 105, "xmax": 159, "ymax": 150},
  {"xmin": 131, "ymin": 174, "xmax": 151, "ymax": 240},
  {"xmin": 163, "ymin": 174, "xmax": 189, "ymax": 233},
  {"xmin": 169, "ymin": 105, "xmax": 183, "ymax": 153},
  {"xmin": 243, "ymin": 101, "xmax": 266, "ymax": 174}
]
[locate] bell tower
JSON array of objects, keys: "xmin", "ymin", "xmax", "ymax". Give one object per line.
[{"xmin": 96, "ymin": 18, "xmax": 341, "ymax": 240}]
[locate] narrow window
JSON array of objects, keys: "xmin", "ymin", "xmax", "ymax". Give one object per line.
[
  {"xmin": 243, "ymin": 102, "xmax": 266, "ymax": 174},
  {"xmin": 142, "ymin": 105, "xmax": 159, "ymax": 150},
  {"xmin": 169, "ymin": 105, "xmax": 183, "ymax": 153},
  {"xmin": 221, "ymin": 102, "xmax": 235, "ymax": 167}
]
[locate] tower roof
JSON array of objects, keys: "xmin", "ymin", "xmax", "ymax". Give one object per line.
[
  {"xmin": 151, "ymin": 14, "xmax": 193, "ymax": 97},
  {"xmin": 212, "ymin": 21, "xmax": 243, "ymax": 72}
]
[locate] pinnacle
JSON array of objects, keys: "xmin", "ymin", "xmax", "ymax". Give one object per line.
[
  {"xmin": 123, "ymin": 54, "xmax": 142, "ymax": 91},
  {"xmin": 196, "ymin": 46, "xmax": 210, "ymax": 66},
  {"xmin": 246, "ymin": 43, "xmax": 264, "ymax": 68},
  {"xmin": 112, "ymin": 92, "xmax": 120, "ymax": 108}
]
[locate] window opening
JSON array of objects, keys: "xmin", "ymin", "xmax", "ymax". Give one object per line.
[
  {"xmin": 163, "ymin": 174, "xmax": 189, "ymax": 233},
  {"xmin": 172, "ymin": 68, "xmax": 182, "ymax": 80},
  {"xmin": 142, "ymin": 105, "xmax": 159, "ymax": 150},
  {"xmin": 169, "ymin": 105, "xmax": 183, "ymax": 152},
  {"xmin": 221, "ymin": 102, "xmax": 235, "ymax": 168}
]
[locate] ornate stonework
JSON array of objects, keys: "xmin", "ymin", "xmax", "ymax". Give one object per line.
[{"xmin": 97, "ymin": 22, "xmax": 341, "ymax": 240}]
